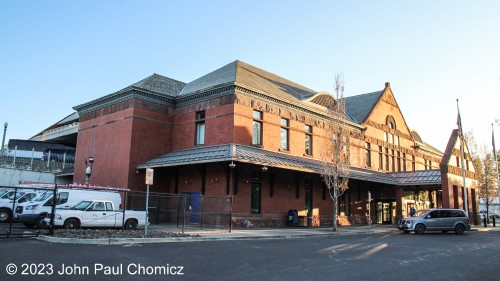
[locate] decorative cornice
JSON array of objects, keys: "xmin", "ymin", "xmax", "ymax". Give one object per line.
[
  {"xmin": 175, "ymin": 85, "xmax": 235, "ymax": 107},
  {"xmin": 74, "ymin": 88, "xmax": 175, "ymax": 114}
]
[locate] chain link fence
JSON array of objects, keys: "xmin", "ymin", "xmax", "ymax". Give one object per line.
[{"xmin": 0, "ymin": 185, "xmax": 233, "ymax": 239}]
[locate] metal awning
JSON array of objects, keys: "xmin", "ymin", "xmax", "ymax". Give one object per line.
[{"xmin": 138, "ymin": 143, "xmax": 442, "ymax": 186}]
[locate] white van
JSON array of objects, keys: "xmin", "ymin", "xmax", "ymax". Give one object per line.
[
  {"xmin": 15, "ymin": 188, "xmax": 121, "ymax": 228},
  {"xmin": 0, "ymin": 189, "xmax": 45, "ymax": 222}
]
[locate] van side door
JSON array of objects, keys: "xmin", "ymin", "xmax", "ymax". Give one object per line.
[{"xmin": 424, "ymin": 210, "xmax": 442, "ymax": 230}]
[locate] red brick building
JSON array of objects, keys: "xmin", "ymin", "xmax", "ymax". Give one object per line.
[{"xmin": 70, "ymin": 60, "xmax": 479, "ymax": 226}]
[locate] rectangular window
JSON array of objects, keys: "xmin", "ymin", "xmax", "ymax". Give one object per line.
[
  {"xmin": 391, "ymin": 150, "xmax": 395, "ymax": 172},
  {"xmin": 195, "ymin": 111, "xmax": 205, "ymax": 145},
  {"xmin": 252, "ymin": 110, "xmax": 263, "ymax": 146},
  {"xmin": 397, "ymin": 152, "xmax": 401, "ymax": 171},
  {"xmin": 250, "ymin": 182, "xmax": 261, "ymax": 214},
  {"xmin": 412, "ymin": 155, "xmax": 416, "ymax": 171},
  {"xmin": 385, "ymin": 148, "xmax": 389, "ymax": 171},
  {"xmin": 424, "ymin": 159, "xmax": 428, "ymax": 170},
  {"xmin": 403, "ymin": 153, "xmax": 407, "ymax": 171},
  {"xmin": 384, "ymin": 132, "xmax": 388, "ymax": 142},
  {"xmin": 365, "ymin": 143, "xmax": 371, "ymax": 167},
  {"xmin": 280, "ymin": 118, "xmax": 289, "ymax": 151},
  {"xmin": 305, "ymin": 125, "xmax": 313, "ymax": 155},
  {"xmin": 396, "ymin": 136, "xmax": 400, "ymax": 146},
  {"xmin": 378, "ymin": 146, "xmax": 383, "ymax": 170}
]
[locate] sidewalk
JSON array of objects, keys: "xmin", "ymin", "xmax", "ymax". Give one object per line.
[{"xmin": 36, "ymin": 224, "xmax": 499, "ymax": 245}]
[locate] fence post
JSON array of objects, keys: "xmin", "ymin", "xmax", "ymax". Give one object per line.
[
  {"xmin": 122, "ymin": 191, "xmax": 127, "ymax": 231},
  {"xmin": 229, "ymin": 196, "xmax": 233, "ymax": 233},
  {"xmin": 7, "ymin": 186, "xmax": 18, "ymax": 238},
  {"xmin": 182, "ymin": 195, "xmax": 186, "ymax": 234},
  {"xmin": 48, "ymin": 185, "xmax": 58, "ymax": 236}
]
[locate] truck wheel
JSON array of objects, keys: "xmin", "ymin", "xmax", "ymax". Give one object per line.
[
  {"xmin": 35, "ymin": 216, "xmax": 46, "ymax": 229},
  {"xmin": 0, "ymin": 208, "xmax": 11, "ymax": 223},
  {"xmin": 64, "ymin": 219, "xmax": 80, "ymax": 229},
  {"xmin": 124, "ymin": 219, "xmax": 138, "ymax": 230}
]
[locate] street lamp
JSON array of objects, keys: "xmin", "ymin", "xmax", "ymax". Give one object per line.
[
  {"xmin": 1, "ymin": 122, "xmax": 7, "ymax": 156},
  {"xmin": 85, "ymin": 156, "xmax": 95, "ymax": 187}
]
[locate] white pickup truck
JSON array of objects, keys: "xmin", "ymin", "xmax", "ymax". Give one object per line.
[{"xmin": 44, "ymin": 200, "xmax": 147, "ymax": 230}]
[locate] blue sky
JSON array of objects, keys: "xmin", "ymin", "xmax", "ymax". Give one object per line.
[{"xmin": 1, "ymin": 1, "xmax": 499, "ymax": 152}]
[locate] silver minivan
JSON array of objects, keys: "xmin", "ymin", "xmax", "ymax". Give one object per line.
[{"xmin": 397, "ymin": 208, "xmax": 471, "ymax": 234}]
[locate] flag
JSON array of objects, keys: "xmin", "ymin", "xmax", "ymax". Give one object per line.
[{"xmin": 456, "ymin": 107, "xmax": 463, "ymax": 140}]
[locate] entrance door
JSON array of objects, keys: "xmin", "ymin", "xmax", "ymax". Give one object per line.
[
  {"xmin": 376, "ymin": 201, "xmax": 393, "ymax": 224},
  {"xmin": 180, "ymin": 192, "xmax": 201, "ymax": 224},
  {"xmin": 305, "ymin": 188, "xmax": 312, "ymax": 226}
]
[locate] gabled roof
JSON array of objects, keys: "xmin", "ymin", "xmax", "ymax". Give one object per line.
[
  {"xmin": 179, "ymin": 60, "xmax": 318, "ymax": 102},
  {"xmin": 440, "ymin": 129, "xmax": 473, "ymax": 166},
  {"xmin": 343, "ymin": 90, "xmax": 384, "ymax": 123},
  {"xmin": 411, "ymin": 130, "xmax": 443, "ymax": 155},
  {"xmin": 130, "ymin": 73, "xmax": 186, "ymax": 97}
]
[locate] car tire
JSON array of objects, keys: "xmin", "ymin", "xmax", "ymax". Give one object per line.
[
  {"xmin": 415, "ymin": 224, "xmax": 426, "ymax": 234},
  {"xmin": 63, "ymin": 219, "xmax": 80, "ymax": 229},
  {"xmin": 124, "ymin": 219, "xmax": 138, "ymax": 230},
  {"xmin": 455, "ymin": 224, "xmax": 465, "ymax": 235},
  {"xmin": 0, "ymin": 208, "xmax": 11, "ymax": 223}
]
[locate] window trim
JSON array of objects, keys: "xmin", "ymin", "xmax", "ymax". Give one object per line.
[
  {"xmin": 280, "ymin": 118, "xmax": 290, "ymax": 151},
  {"xmin": 304, "ymin": 125, "xmax": 313, "ymax": 156},
  {"xmin": 252, "ymin": 110, "xmax": 263, "ymax": 146},
  {"xmin": 195, "ymin": 111, "xmax": 206, "ymax": 145}
]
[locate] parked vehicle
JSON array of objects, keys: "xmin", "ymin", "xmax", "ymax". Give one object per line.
[
  {"xmin": 15, "ymin": 188, "xmax": 121, "ymax": 228},
  {"xmin": 43, "ymin": 200, "xmax": 146, "ymax": 230},
  {"xmin": 397, "ymin": 208, "xmax": 471, "ymax": 234},
  {"xmin": 0, "ymin": 190, "xmax": 42, "ymax": 222}
]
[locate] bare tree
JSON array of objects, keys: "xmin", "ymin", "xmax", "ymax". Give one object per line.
[{"xmin": 320, "ymin": 74, "xmax": 350, "ymax": 232}]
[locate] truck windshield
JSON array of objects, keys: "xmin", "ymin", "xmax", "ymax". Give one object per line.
[
  {"xmin": 8, "ymin": 192, "xmax": 25, "ymax": 200},
  {"xmin": 34, "ymin": 192, "xmax": 53, "ymax": 202},
  {"xmin": 73, "ymin": 201, "xmax": 92, "ymax": 210}
]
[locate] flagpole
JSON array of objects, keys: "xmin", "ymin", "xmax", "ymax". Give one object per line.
[
  {"xmin": 493, "ymin": 123, "xmax": 500, "ymax": 203},
  {"xmin": 457, "ymin": 99, "xmax": 468, "ymax": 214}
]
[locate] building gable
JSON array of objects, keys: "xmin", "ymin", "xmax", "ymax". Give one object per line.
[{"xmin": 363, "ymin": 83, "xmax": 413, "ymax": 140}]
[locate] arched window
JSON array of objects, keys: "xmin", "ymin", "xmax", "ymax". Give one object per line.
[
  {"xmin": 386, "ymin": 116, "xmax": 397, "ymax": 145},
  {"xmin": 386, "ymin": 116, "xmax": 396, "ymax": 130}
]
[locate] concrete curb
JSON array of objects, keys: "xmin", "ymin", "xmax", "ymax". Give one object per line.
[{"xmin": 35, "ymin": 228, "xmax": 398, "ymax": 245}]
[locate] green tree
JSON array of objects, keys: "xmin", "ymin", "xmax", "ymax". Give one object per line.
[{"xmin": 479, "ymin": 153, "xmax": 498, "ymax": 220}]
